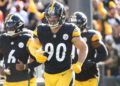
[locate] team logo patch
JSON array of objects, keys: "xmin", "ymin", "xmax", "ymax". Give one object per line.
[
  {"xmin": 63, "ymin": 34, "xmax": 69, "ymax": 40},
  {"xmin": 18, "ymin": 42, "xmax": 24, "ymax": 48}
]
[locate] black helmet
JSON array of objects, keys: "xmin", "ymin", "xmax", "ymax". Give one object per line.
[
  {"xmin": 45, "ymin": 1, "xmax": 66, "ymax": 29},
  {"xmin": 4, "ymin": 14, "xmax": 24, "ymax": 36},
  {"xmin": 69, "ymin": 12, "xmax": 87, "ymax": 31}
]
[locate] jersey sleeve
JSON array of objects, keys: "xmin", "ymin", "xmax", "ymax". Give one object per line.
[
  {"xmin": 34, "ymin": 27, "xmax": 38, "ymax": 37},
  {"xmin": 72, "ymin": 24, "xmax": 80, "ymax": 37},
  {"xmin": 91, "ymin": 31, "xmax": 102, "ymax": 42}
]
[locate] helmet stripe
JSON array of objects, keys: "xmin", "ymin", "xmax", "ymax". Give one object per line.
[
  {"xmin": 73, "ymin": 12, "xmax": 77, "ymax": 19},
  {"xmin": 50, "ymin": 2, "xmax": 55, "ymax": 12},
  {"xmin": 6, "ymin": 14, "xmax": 13, "ymax": 22},
  {"xmin": 6, "ymin": 14, "xmax": 11, "ymax": 21}
]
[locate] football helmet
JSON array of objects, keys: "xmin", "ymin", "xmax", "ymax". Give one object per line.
[
  {"xmin": 69, "ymin": 12, "xmax": 87, "ymax": 31},
  {"xmin": 45, "ymin": 1, "xmax": 66, "ymax": 29},
  {"xmin": 4, "ymin": 14, "xmax": 24, "ymax": 36}
]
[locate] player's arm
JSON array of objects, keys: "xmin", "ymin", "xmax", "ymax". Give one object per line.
[
  {"xmin": 26, "ymin": 54, "xmax": 41, "ymax": 69},
  {"xmin": 98, "ymin": 0, "xmax": 107, "ymax": 19},
  {"xmin": 16, "ymin": 36, "xmax": 43, "ymax": 71},
  {"xmin": 16, "ymin": 59, "xmax": 41, "ymax": 71},
  {"xmin": 16, "ymin": 55, "xmax": 41, "ymax": 71},
  {"xmin": 71, "ymin": 26, "xmax": 88, "ymax": 74},
  {"xmin": 27, "ymin": 28, "xmax": 47, "ymax": 63},
  {"xmin": 72, "ymin": 36, "xmax": 88, "ymax": 64}
]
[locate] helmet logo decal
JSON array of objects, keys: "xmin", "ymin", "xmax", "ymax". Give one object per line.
[
  {"xmin": 63, "ymin": 34, "xmax": 69, "ymax": 40},
  {"xmin": 18, "ymin": 42, "xmax": 24, "ymax": 48}
]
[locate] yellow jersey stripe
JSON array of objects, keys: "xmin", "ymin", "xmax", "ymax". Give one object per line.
[
  {"xmin": 27, "ymin": 39, "xmax": 32, "ymax": 46},
  {"xmin": 72, "ymin": 31, "xmax": 80, "ymax": 37},
  {"xmin": 34, "ymin": 30, "xmax": 37, "ymax": 36}
]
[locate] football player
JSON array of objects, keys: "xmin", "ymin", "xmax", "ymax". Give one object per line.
[
  {"xmin": 28, "ymin": 1, "xmax": 88, "ymax": 86},
  {"xmin": 69, "ymin": 12, "xmax": 108, "ymax": 86},
  {"xmin": 0, "ymin": 14, "xmax": 41, "ymax": 86}
]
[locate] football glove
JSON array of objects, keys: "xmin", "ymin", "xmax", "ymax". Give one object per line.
[
  {"xmin": 34, "ymin": 50, "xmax": 47, "ymax": 63},
  {"xmin": 72, "ymin": 62, "xmax": 82, "ymax": 74}
]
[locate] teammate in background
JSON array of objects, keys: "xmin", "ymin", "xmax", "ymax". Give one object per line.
[
  {"xmin": 28, "ymin": 1, "xmax": 88, "ymax": 86},
  {"xmin": 69, "ymin": 12, "xmax": 108, "ymax": 86},
  {"xmin": 0, "ymin": 14, "xmax": 41, "ymax": 86}
]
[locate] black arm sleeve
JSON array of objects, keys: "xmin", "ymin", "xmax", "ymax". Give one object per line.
[
  {"xmin": 27, "ymin": 60, "xmax": 41, "ymax": 69},
  {"xmin": 27, "ymin": 54, "xmax": 41, "ymax": 69},
  {"xmin": 91, "ymin": 42, "xmax": 108, "ymax": 63}
]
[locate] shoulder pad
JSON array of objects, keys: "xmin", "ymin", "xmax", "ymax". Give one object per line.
[{"xmin": 72, "ymin": 24, "xmax": 80, "ymax": 37}]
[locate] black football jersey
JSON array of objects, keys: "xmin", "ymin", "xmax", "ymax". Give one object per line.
[
  {"xmin": 34, "ymin": 23, "xmax": 80, "ymax": 74},
  {"xmin": 0, "ymin": 33, "xmax": 33, "ymax": 82},
  {"xmin": 75, "ymin": 30, "xmax": 102, "ymax": 81},
  {"xmin": 81, "ymin": 30, "xmax": 102, "ymax": 59}
]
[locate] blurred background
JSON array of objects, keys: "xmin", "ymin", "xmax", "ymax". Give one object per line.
[{"xmin": 0, "ymin": 0, "xmax": 120, "ymax": 86}]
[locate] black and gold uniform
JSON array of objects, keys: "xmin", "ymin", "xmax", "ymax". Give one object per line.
[
  {"xmin": 35, "ymin": 23, "xmax": 80, "ymax": 74},
  {"xmin": 70, "ymin": 12, "xmax": 108, "ymax": 86},
  {"xmin": 76, "ymin": 30, "xmax": 105, "ymax": 79},
  {"xmin": 72, "ymin": 30, "xmax": 108, "ymax": 86},
  {"xmin": 0, "ymin": 33, "xmax": 32, "ymax": 82},
  {"xmin": 0, "ymin": 32, "xmax": 39, "ymax": 86},
  {"xmin": 32, "ymin": 2, "xmax": 88, "ymax": 86},
  {"xmin": 0, "ymin": 14, "xmax": 40, "ymax": 86},
  {"xmin": 34, "ymin": 23, "xmax": 80, "ymax": 86}
]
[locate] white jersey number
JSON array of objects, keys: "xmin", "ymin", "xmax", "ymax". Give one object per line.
[
  {"xmin": 7, "ymin": 49, "xmax": 16, "ymax": 63},
  {"xmin": 45, "ymin": 43, "xmax": 66, "ymax": 62}
]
